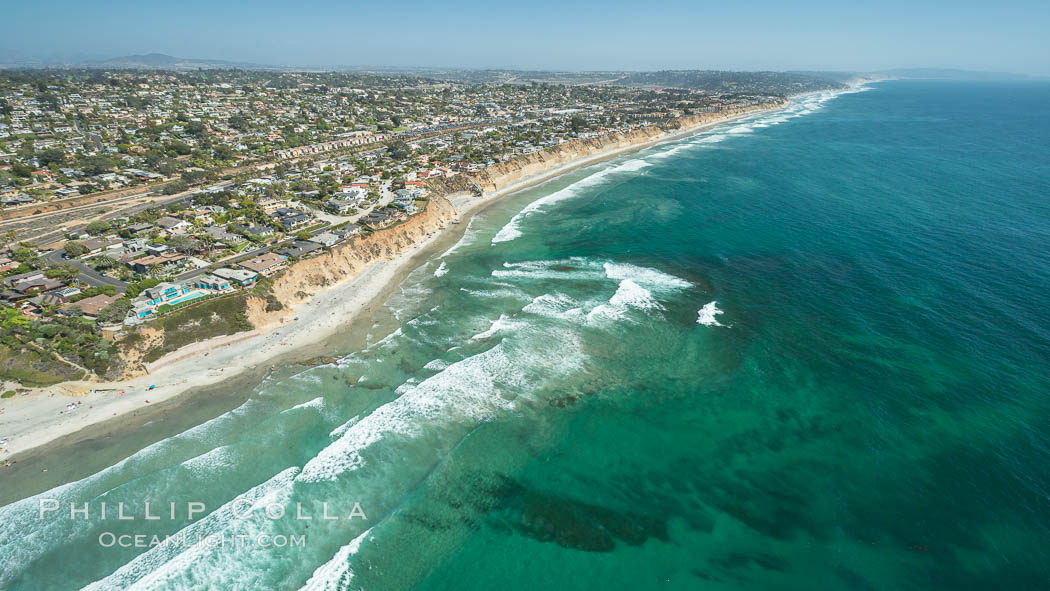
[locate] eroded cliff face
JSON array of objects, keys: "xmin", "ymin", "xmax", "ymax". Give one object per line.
[
  {"xmin": 246, "ymin": 195, "xmax": 456, "ymax": 328},
  {"xmin": 470, "ymin": 102, "xmax": 785, "ymax": 194},
  {"xmin": 111, "ymin": 326, "xmax": 164, "ymax": 380},
  {"xmin": 470, "ymin": 126, "xmax": 664, "ymax": 193}
]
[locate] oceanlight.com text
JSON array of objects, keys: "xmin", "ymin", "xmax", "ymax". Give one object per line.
[{"xmin": 98, "ymin": 531, "xmax": 307, "ymax": 549}]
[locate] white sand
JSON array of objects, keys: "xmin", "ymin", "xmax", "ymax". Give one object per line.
[
  {"xmin": 0, "ymin": 227, "xmax": 448, "ymax": 461},
  {"xmin": 0, "ymin": 108, "xmax": 771, "ymax": 462}
]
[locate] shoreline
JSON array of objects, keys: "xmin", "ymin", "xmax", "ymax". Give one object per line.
[{"xmin": 0, "ymin": 102, "xmax": 783, "ymax": 476}]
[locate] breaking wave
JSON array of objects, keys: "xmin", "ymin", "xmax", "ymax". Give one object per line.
[{"xmin": 697, "ymin": 301, "xmax": 727, "ymax": 327}]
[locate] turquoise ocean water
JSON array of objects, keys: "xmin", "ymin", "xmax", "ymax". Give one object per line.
[{"xmin": 2, "ymin": 80, "xmax": 1050, "ymax": 590}]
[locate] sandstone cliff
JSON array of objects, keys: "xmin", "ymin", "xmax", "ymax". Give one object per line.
[
  {"xmin": 468, "ymin": 102, "xmax": 785, "ymax": 194},
  {"xmin": 246, "ymin": 195, "xmax": 456, "ymax": 329}
]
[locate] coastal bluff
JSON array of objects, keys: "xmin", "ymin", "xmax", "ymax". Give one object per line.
[
  {"xmin": 464, "ymin": 103, "xmax": 784, "ymax": 194},
  {"xmin": 27, "ymin": 102, "xmax": 783, "ymax": 386},
  {"xmin": 245, "ymin": 195, "xmax": 456, "ymax": 329},
  {"xmin": 112, "ymin": 103, "xmax": 782, "ymax": 380},
  {"xmin": 108, "ymin": 196, "xmax": 455, "ymax": 380}
]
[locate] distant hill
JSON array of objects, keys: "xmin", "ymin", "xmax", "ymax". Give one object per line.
[
  {"xmin": 611, "ymin": 70, "xmax": 847, "ymax": 94},
  {"xmin": 787, "ymin": 70, "xmax": 863, "ymax": 83},
  {"xmin": 84, "ymin": 53, "xmax": 269, "ymax": 70},
  {"xmin": 0, "ymin": 51, "xmax": 273, "ymax": 70}
]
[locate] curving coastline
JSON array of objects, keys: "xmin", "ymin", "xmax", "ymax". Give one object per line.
[{"xmin": 0, "ymin": 100, "xmax": 784, "ymax": 468}]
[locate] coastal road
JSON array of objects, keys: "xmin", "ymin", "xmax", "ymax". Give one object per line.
[
  {"xmin": 43, "ymin": 249, "xmax": 129, "ymax": 290},
  {"xmin": 173, "ymin": 243, "xmax": 275, "ymax": 282}
]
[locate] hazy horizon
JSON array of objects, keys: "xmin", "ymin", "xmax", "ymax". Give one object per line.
[{"xmin": 3, "ymin": 0, "xmax": 1049, "ymax": 76}]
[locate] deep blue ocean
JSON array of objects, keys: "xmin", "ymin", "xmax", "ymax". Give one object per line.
[{"xmin": 2, "ymin": 80, "xmax": 1049, "ymax": 590}]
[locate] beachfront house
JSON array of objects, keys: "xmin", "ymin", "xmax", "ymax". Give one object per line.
[
  {"xmin": 193, "ymin": 274, "xmax": 232, "ymax": 292},
  {"xmin": 213, "ymin": 267, "xmax": 258, "ymax": 287},
  {"xmin": 239, "ymin": 252, "xmax": 286, "ymax": 276},
  {"xmin": 127, "ymin": 280, "xmax": 202, "ymax": 322},
  {"xmin": 59, "ymin": 293, "xmax": 122, "ymax": 319},
  {"xmin": 332, "ymin": 224, "xmax": 362, "ymax": 240},
  {"xmin": 276, "ymin": 240, "xmax": 322, "ymax": 258},
  {"xmin": 142, "ymin": 281, "xmax": 193, "ymax": 307},
  {"xmin": 360, "ymin": 211, "xmax": 393, "ymax": 228},
  {"xmin": 308, "ymin": 232, "xmax": 341, "ymax": 247}
]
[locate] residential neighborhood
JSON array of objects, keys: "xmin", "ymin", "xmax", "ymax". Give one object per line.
[{"xmin": 0, "ymin": 67, "xmax": 817, "ymax": 382}]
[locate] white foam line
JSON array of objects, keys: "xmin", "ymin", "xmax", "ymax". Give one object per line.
[
  {"xmin": 439, "ymin": 216, "xmax": 479, "ymax": 258},
  {"xmin": 81, "ymin": 467, "xmax": 301, "ymax": 591},
  {"xmin": 471, "ymin": 314, "xmax": 523, "ymax": 340},
  {"xmin": 492, "ymin": 157, "xmax": 654, "ymax": 244},
  {"xmin": 281, "ymin": 397, "xmax": 325, "ymax": 414},
  {"xmin": 491, "ymin": 85, "xmax": 871, "ymax": 246},
  {"xmin": 0, "ymin": 399, "xmax": 264, "ymax": 586},
  {"xmin": 297, "ymin": 528, "xmax": 374, "ymax": 591}
]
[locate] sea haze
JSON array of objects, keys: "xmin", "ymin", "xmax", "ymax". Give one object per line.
[{"xmin": 2, "ymin": 79, "xmax": 1049, "ymax": 590}]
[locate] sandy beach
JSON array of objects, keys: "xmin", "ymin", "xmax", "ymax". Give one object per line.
[{"xmin": 0, "ymin": 106, "xmax": 773, "ymax": 468}]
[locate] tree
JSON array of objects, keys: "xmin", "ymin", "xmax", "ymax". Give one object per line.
[
  {"xmin": 11, "ymin": 247, "xmax": 42, "ymax": 268},
  {"xmin": 85, "ymin": 220, "xmax": 110, "ymax": 235},
  {"xmin": 157, "ymin": 159, "xmax": 180, "ymax": 177},
  {"xmin": 162, "ymin": 180, "xmax": 189, "ymax": 195},
  {"xmin": 64, "ymin": 241, "xmax": 88, "ymax": 257},
  {"xmin": 387, "ymin": 140, "xmax": 412, "ymax": 161},
  {"xmin": 38, "ymin": 148, "xmax": 66, "ymax": 166},
  {"xmin": 81, "ymin": 156, "xmax": 116, "ymax": 176},
  {"xmin": 92, "ymin": 255, "xmax": 118, "ymax": 270},
  {"xmin": 17, "ymin": 139, "xmax": 34, "ymax": 160},
  {"xmin": 182, "ymin": 170, "xmax": 208, "ymax": 184},
  {"xmin": 45, "ymin": 265, "xmax": 79, "ymax": 281},
  {"xmin": 213, "ymin": 144, "xmax": 234, "ymax": 161},
  {"xmin": 166, "ymin": 141, "xmax": 192, "ymax": 156},
  {"xmin": 1, "ymin": 308, "xmax": 29, "ymax": 332},
  {"xmin": 96, "ymin": 298, "xmax": 132, "ymax": 324},
  {"xmin": 185, "ymin": 121, "xmax": 207, "ymax": 137},
  {"xmin": 10, "ymin": 163, "xmax": 32, "ymax": 178},
  {"xmin": 228, "ymin": 115, "xmax": 250, "ymax": 132},
  {"xmin": 167, "ymin": 235, "xmax": 200, "ymax": 253},
  {"xmin": 124, "ymin": 277, "xmax": 160, "ymax": 299}
]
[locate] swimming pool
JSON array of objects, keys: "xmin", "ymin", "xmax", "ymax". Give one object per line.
[{"xmin": 166, "ymin": 291, "xmax": 206, "ymax": 305}]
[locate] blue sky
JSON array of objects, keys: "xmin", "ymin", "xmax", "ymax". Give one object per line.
[{"xmin": 5, "ymin": 0, "xmax": 1049, "ymax": 74}]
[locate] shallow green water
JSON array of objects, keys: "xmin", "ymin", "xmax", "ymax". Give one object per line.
[{"xmin": 2, "ymin": 80, "xmax": 1049, "ymax": 590}]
